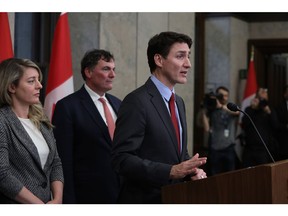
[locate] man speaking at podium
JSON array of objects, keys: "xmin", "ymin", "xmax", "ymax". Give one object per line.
[{"xmin": 111, "ymin": 31, "xmax": 207, "ymax": 204}]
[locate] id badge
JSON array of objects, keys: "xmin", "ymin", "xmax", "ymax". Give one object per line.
[{"xmin": 224, "ymin": 129, "xmax": 229, "ymax": 138}]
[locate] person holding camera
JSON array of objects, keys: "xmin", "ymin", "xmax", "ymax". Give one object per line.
[
  {"xmin": 241, "ymin": 87, "xmax": 279, "ymax": 168},
  {"xmin": 201, "ymin": 86, "xmax": 239, "ymax": 176}
]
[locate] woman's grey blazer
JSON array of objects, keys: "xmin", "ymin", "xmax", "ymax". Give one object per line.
[{"xmin": 0, "ymin": 106, "xmax": 64, "ymax": 203}]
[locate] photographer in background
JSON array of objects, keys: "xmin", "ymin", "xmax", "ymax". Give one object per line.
[
  {"xmin": 241, "ymin": 88, "xmax": 279, "ymax": 168},
  {"xmin": 200, "ymin": 86, "xmax": 239, "ymax": 176}
]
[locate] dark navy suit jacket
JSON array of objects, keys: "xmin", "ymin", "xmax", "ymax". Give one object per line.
[
  {"xmin": 111, "ymin": 78, "xmax": 190, "ymax": 203},
  {"xmin": 52, "ymin": 85, "xmax": 121, "ymax": 203}
]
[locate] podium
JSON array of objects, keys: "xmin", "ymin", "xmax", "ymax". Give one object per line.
[{"xmin": 162, "ymin": 160, "xmax": 288, "ymax": 204}]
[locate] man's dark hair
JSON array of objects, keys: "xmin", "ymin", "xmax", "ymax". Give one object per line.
[
  {"xmin": 216, "ymin": 86, "xmax": 229, "ymax": 94},
  {"xmin": 81, "ymin": 49, "xmax": 114, "ymax": 80},
  {"xmin": 147, "ymin": 31, "xmax": 192, "ymax": 73}
]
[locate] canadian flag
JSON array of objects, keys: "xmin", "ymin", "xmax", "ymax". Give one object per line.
[
  {"xmin": 234, "ymin": 47, "xmax": 258, "ymax": 161},
  {"xmin": 44, "ymin": 13, "xmax": 74, "ymax": 120},
  {"xmin": 0, "ymin": 12, "xmax": 14, "ymax": 62},
  {"xmin": 240, "ymin": 47, "xmax": 258, "ymax": 114}
]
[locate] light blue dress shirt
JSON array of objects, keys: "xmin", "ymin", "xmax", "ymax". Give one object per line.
[{"xmin": 150, "ymin": 75, "xmax": 183, "ymax": 153}]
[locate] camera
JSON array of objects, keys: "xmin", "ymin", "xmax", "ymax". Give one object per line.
[
  {"xmin": 203, "ymin": 91, "xmax": 223, "ymax": 112},
  {"xmin": 258, "ymin": 98, "xmax": 268, "ymax": 108}
]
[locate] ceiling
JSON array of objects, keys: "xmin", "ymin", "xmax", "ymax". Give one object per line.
[{"xmin": 203, "ymin": 13, "xmax": 288, "ymax": 22}]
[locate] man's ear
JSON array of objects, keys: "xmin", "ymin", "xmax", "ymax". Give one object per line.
[
  {"xmin": 154, "ymin": 54, "xmax": 163, "ymax": 67},
  {"xmin": 84, "ymin": 68, "xmax": 92, "ymax": 79}
]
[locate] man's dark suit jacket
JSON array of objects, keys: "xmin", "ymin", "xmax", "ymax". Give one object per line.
[
  {"xmin": 111, "ymin": 78, "xmax": 190, "ymax": 204},
  {"xmin": 52, "ymin": 85, "xmax": 121, "ymax": 204}
]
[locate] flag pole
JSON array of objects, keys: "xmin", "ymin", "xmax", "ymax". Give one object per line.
[{"xmin": 250, "ymin": 45, "xmax": 254, "ymax": 61}]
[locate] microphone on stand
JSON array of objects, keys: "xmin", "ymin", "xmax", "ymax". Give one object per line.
[{"xmin": 227, "ymin": 102, "xmax": 275, "ymax": 163}]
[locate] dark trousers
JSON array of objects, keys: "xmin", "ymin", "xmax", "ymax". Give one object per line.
[{"xmin": 208, "ymin": 144, "xmax": 236, "ymax": 176}]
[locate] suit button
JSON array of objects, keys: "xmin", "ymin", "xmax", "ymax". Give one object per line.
[{"xmin": 41, "ymin": 182, "xmax": 47, "ymax": 188}]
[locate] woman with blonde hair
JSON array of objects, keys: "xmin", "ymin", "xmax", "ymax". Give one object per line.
[{"xmin": 0, "ymin": 58, "xmax": 64, "ymax": 204}]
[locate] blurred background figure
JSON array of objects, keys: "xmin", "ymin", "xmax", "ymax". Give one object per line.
[
  {"xmin": 241, "ymin": 87, "xmax": 279, "ymax": 168},
  {"xmin": 275, "ymin": 85, "xmax": 288, "ymax": 160}
]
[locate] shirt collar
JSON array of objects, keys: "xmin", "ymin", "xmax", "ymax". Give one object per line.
[
  {"xmin": 150, "ymin": 75, "xmax": 175, "ymax": 101},
  {"xmin": 84, "ymin": 84, "xmax": 106, "ymax": 101}
]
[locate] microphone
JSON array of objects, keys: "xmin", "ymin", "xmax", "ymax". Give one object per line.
[
  {"xmin": 227, "ymin": 102, "xmax": 275, "ymax": 163},
  {"xmin": 227, "ymin": 102, "xmax": 241, "ymax": 112}
]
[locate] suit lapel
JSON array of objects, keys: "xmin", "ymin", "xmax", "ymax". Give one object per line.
[
  {"xmin": 146, "ymin": 79, "xmax": 180, "ymax": 156},
  {"xmin": 78, "ymin": 87, "xmax": 112, "ymax": 143},
  {"xmin": 106, "ymin": 94, "xmax": 120, "ymax": 115},
  {"xmin": 3, "ymin": 107, "xmax": 43, "ymax": 169}
]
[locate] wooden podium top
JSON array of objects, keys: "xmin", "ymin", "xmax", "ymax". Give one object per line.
[{"xmin": 162, "ymin": 160, "xmax": 288, "ymax": 204}]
